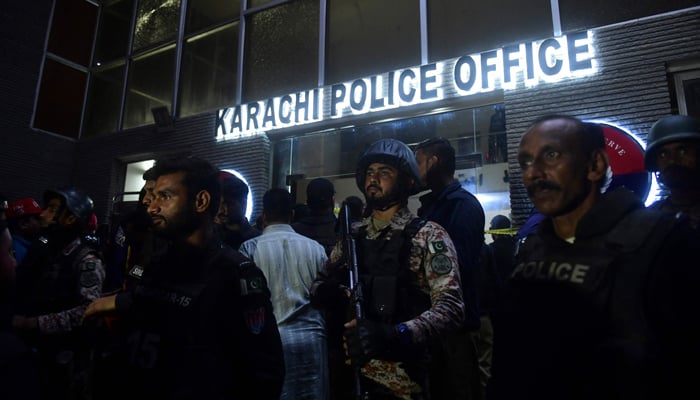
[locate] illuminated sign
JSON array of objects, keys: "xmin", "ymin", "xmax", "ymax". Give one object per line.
[{"xmin": 217, "ymin": 30, "xmax": 597, "ymax": 140}]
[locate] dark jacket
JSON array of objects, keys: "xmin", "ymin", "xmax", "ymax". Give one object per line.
[
  {"xmin": 219, "ymin": 220, "xmax": 261, "ymax": 251},
  {"xmin": 418, "ymin": 181, "xmax": 485, "ymax": 330},
  {"xmin": 292, "ymin": 210, "xmax": 338, "ymax": 256}
]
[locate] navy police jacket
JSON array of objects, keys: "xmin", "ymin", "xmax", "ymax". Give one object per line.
[{"xmin": 490, "ymin": 188, "xmax": 700, "ymax": 400}]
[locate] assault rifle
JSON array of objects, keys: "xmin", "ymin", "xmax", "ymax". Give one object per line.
[{"xmin": 341, "ymin": 202, "xmax": 368, "ymax": 400}]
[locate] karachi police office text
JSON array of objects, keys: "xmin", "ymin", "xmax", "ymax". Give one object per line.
[{"xmin": 216, "ymin": 31, "xmax": 596, "ymax": 139}]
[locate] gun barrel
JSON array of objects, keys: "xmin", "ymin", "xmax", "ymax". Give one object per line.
[{"xmin": 342, "ymin": 203, "xmax": 368, "ymax": 399}]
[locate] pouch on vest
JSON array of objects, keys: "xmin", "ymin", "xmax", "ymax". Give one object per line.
[{"xmin": 372, "ymin": 275, "xmax": 397, "ymax": 318}]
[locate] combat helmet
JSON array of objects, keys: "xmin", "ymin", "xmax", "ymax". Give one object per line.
[
  {"xmin": 355, "ymin": 138, "xmax": 421, "ymax": 195},
  {"xmin": 644, "ymin": 115, "xmax": 700, "ymax": 171},
  {"xmin": 44, "ymin": 187, "xmax": 95, "ymax": 224}
]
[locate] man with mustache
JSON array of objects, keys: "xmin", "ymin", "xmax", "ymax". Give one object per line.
[
  {"xmin": 644, "ymin": 114, "xmax": 700, "ymax": 228},
  {"xmin": 488, "ymin": 115, "xmax": 700, "ymax": 400},
  {"xmin": 84, "ymin": 156, "xmax": 285, "ymax": 399},
  {"xmin": 311, "ymin": 138, "xmax": 464, "ymax": 400}
]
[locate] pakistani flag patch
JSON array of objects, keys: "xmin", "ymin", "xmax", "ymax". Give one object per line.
[{"xmin": 430, "ymin": 240, "xmax": 447, "ymax": 253}]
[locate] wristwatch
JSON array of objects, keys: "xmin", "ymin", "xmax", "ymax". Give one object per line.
[{"xmin": 395, "ymin": 323, "xmax": 412, "ymax": 345}]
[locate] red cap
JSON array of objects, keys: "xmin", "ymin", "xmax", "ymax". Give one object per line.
[
  {"xmin": 87, "ymin": 213, "xmax": 98, "ymax": 232},
  {"xmin": 7, "ymin": 198, "xmax": 42, "ymax": 219}
]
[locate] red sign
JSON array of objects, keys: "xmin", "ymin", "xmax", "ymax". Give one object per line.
[{"xmin": 591, "ymin": 121, "xmax": 651, "ymax": 201}]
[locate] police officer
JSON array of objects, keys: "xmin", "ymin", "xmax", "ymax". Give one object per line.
[
  {"xmin": 489, "ymin": 115, "xmax": 700, "ymax": 400},
  {"xmin": 13, "ymin": 187, "xmax": 105, "ymax": 400},
  {"xmin": 84, "ymin": 156, "xmax": 285, "ymax": 399},
  {"xmin": 311, "ymin": 139, "xmax": 464, "ymax": 400},
  {"xmin": 215, "ymin": 170, "xmax": 260, "ymax": 250},
  {"xmin": 644, "ymin": 114, "xmax": 700, "ymax": 227}
]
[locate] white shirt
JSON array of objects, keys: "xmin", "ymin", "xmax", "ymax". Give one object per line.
[{"xmin": 240, "ymin": 224, "xmax": 328, "ymax": 325}]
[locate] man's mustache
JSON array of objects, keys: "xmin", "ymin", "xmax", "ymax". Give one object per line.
[
  {"xmin": 366, "ymin": 184, "xmax": 382, "ymax": 192},
  {"xmin": 527, "ymin": 181, "xmax": 561, "ymax": 197}
]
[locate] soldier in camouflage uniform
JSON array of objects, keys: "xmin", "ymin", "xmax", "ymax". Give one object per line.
[
  {"xmin": 311, "ymin": 138, "xmax": 464, "ymax": 400},
  {"xmin": 13, "ymin": 188, "xmax": 105, "ymax": 400}
]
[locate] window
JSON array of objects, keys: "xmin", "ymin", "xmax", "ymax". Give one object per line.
[
  {"xmin": 186, "ymin": 0, "xmax": 240, "ymax": 34},
  {"xmin": 179, "ymin": 23, "xmax": 239, "ymax": 117},
  {"xmin": 34, "ymin": 59, "xmax": 87, "ymax": 138},
  {"xmin": 83, "ymin": 62, "xmax": 126, "ymax": 137},
  {"xmin": 123, "ymin": 159, "xmax": 155, "ymax": 202},
  {"xmin": 248, "ymin": 0, "xmax": 276, "ymax": 8},
  {"xmin": 242, "ymin": 0, "xmax": 319, "ymax": 102},
  {"xmin": 559, "ymin": 0, "xmax": 700, "ymax": 32},
  {"xmin": 428, "ymin": 0, "xmax": 552, "ymax": 62},
  {"xmin": 674, "ymin": 69, "xmax": 700, "ymax": 118},
  {"xmin": 93, "ymin": 0, "xmax": 134, "ymax": 66},
  {"xmin": 132, "ymin": 0, "xmax": 181, "ymax": 52},
  {"xmin": 47, "ymin": 0, "xmax": 97, "ymax": 66},
  {"xmin": 123, "ymin": 45, "xmax": 176, "ymax": 129},
  {"xmin": 34, "ymin": 0, "xmax": 97, "ymax": 138},
  {"xmin": 326, "ymin": 0, "xmax": 420, "ymax": 85}
]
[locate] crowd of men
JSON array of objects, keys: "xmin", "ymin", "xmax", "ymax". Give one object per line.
[{"xmin": 0, "ymin": 113, "xmax": 698, "ymax": 400}]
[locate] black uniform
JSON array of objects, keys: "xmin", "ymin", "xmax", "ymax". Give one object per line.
[
  {"xmin": 489, "ymin": 188, "xmax": 700, "ymax": 400},
  {"xmin": 218, "ymin": 220, "xmax": 261, "ymax": 251},
  {"xmin": 106, "ymin": 243, "xmax": 285, "ymax": 399}
]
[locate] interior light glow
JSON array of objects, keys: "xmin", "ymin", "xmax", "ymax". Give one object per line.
[{"xmin": 221, "ymin": 168, "xmax": 254, "ymax": 222}]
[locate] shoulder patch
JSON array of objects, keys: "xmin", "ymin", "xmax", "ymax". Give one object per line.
[
  {"xmin": 81, "ymin": 262, "xmax": 96, "ymax": 271},
  {"xmin": 244, "ymin": 307, "xmax": 266, "ymax": 335},
  {"xmin": 431, "ymin": 253, "xmax": 453, "ymax": 275},
  {"xmin": 430, "ymin": 240, "xmax": 447, "ymax": 253},
  {"xmin": 239, "ymin": 276, "xmax": 265, "ymax": 296},
  {"xmin": 128, "ymin": 264, "xmax": 145, "ymax": 280}
]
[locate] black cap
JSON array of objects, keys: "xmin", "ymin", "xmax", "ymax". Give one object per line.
[
  {"xmin": 490, "ymin": 214, "xmax": 511, "ymax": 230},
  {"xmin": 306, "ymin": 178, "xmax": 335, "ymax": 208},
  {"xmin": 218, "ymin": 171, "xmax": 249, "ymax": 201}
]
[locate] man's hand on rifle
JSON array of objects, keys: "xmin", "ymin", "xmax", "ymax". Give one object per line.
[
  {"xmin": 310, "ymin": 278, "xmax": 350, "ymax": 309},
  {"xmin": 343, "ymin": 318, "xmax": 398, "ymax": 366}
]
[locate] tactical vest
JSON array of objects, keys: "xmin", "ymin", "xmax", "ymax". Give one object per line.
[
  {"xmin": 356, "ymin": 218, "xmax": 430, "ymax": 324},
  {"xmin": 16, "ymin": 237, "xmax": 101, "ymax": 360},
  {"xmin": 116, "ymin": 245, "xmax": 273, "ymax": 398},
  {"xmin": 23, "ymin": 239, "xmax": 99, "ymax": 316}
]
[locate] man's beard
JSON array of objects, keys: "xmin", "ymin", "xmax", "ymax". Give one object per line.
[
  {"xmin": 365, "ymin": 184, "xmax": 405, "ymax": 211},
  {"xmin": 152, "ymin": 204, "xmax": 199, "ymax": 240}
]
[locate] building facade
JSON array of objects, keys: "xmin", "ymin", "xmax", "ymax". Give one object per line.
[{"xmin": 2, "ymin": 0, "xmax": 699, "ymax": 229}]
